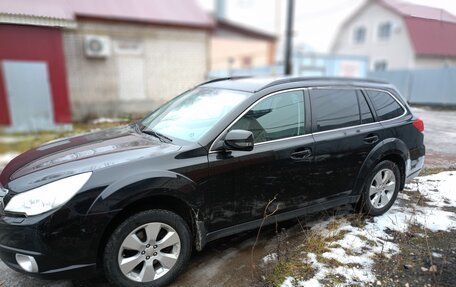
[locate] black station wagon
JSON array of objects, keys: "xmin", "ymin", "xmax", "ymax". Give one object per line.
[{"xmin": 0, "ymin": 77, "xmax": 425, "ymax": 286}]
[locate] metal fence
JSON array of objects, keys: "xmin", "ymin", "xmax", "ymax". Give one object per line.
[
  {"xmin": 369, "ymin": 68, "xmax": 456, "ymax": 106},
  {"xmin": 208, "ymin": 53, "xmax": 368, "ymax": 79},
  {"xmin": 209, "ymin": 58, "xmax": 456, "ymax": 106}
]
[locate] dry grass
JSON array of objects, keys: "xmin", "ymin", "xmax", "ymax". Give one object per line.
[
  {"xmin": 267, "ymin": 260, "xmax": 315, "ymax": 287},
  {"xmin": 419, "ymin": 166, "xmax": 456, "ymax": 176},
  {"xmin": 0, "ymin": 122, "xmax": 124, "ymax": 154},
  {"xmin": 323, "ymin": 272, "xmax": 347, "ymax": 286},
  {"xmin": 316, "ymin": 254, "xmax": 344, "ymax": 268}
]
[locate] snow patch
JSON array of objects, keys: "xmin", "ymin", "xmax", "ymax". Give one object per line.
[
  {"xmin": 262, "ymin": 253, "xmax": 277, "ymax": 264},
  {"xmin": 280, "ymin": 172, "xmax": 456, "ymax": 286},
  {"xmin": 90, "ymin": 117, "xmax": 129, "ymax": 124}
]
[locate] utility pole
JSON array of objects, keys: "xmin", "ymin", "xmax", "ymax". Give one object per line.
[{"xmin": 284, "ymin": 0, "xmax": 294, "ymax": 75}]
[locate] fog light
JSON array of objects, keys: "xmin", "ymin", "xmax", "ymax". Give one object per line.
[{"xmin": 15, "ymin": 254, "xmax": 39, "ymax": 273}]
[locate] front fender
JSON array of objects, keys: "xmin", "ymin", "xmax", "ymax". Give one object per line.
[
  {"xmin": 86, "ymin": 170, "xmax": 200, "ymax": 215},
  {"xmin": 352, "ymin": 138, "xmax": 409, "ymax": 196}
]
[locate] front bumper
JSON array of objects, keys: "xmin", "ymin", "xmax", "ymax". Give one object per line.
[{"xmin": 0, "ymin": 209, "xmax": 116, "ymax": 279}]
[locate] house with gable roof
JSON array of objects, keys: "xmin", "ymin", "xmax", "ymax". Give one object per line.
[{"xmin": 331, "ymin": 0, "xmax": 456, "ymax": 71}]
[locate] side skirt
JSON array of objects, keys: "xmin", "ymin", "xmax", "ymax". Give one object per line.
[{"xmin": 205, "ymin": 195, "xmax": 359, "ymax": 243}]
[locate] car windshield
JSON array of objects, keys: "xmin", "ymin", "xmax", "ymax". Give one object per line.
[{"xmin": 140, "ymin": 87, "xmax": 251, "ymax": 142}]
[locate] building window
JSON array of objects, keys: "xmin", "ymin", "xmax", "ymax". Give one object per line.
[
  {"xmin": 377, "ymin": 22, "xmax": 392, "ymax": 40},
  {"xmin": 353, "ymin": 26, "xmax": 366, "ymax": 44},
  {"xmin": 374, "ymin": 60, "xmax": 388, "ymax": 71}
]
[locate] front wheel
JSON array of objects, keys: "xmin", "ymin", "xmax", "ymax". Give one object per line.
[
  {"xmin": 103, "ymin": 210, "xmax": 192, "ymax": 287},
  {"xmin": 359, "ymin": 160, "xmax": 400, "ymax": 216}
]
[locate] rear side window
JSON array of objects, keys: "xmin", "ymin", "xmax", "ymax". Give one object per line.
[
  {"xmin": 367, "ymin": 90, "xmax": 404, "ymax": 121},
  {"xmin": 310, "ymin": 89, "xmax": 360, "ymax": 132},
  {"xmin": 358, "ymin": 93, "xmax": 374, "ymax": 124}
]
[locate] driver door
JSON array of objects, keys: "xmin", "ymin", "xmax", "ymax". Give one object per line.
[{"xmin": 206, "ymin": 90, "xmax": 315, "ymax": 231}]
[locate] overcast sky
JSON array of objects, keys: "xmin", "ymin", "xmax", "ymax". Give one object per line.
[{"xmin": 198, "ymin": 0, "xmax": 456, "ymax": 53}]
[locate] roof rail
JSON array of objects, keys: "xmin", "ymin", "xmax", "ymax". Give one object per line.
[
  {"xmin": 198, "ymin": 76, "xmax": 252, "ymax": 87},
  {"xmin": 259, "ymin": 77, "xmax": 388, "ymax": 91}
]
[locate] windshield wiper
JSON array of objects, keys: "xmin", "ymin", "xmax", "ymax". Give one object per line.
[{"xmin": 140, "ymin": 128, "xmax": 173, "ymax": 143}]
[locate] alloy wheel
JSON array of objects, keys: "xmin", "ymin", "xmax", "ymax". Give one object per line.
[
  {"xmin": 369, "ymin": 168, "xmax": 396, "ymax": 209},
  {"xmin": 117, "ymin": 222, "xmax": 181, "ymax": 282}
]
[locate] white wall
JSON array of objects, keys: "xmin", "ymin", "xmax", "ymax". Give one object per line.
[{"xmin": 332, "ymin": 2, "xmax": 416, "ymax": 70}]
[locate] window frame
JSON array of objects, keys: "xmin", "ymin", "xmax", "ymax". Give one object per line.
[
  {"xmin": 309, "ymin": 87, "xmax": 364, "ymax": 133},
  {"xmin": 364, "ymin": 88, "xmax": 407, "ymax": 122},
  {"xmin": 208, "ymin": 86, "xmax": 407, "ymax": 152},
  {"xmin": 308, "ymin": 87, "xmax": 407, "ymax": 134},
  {"xmin": 209, "ymin": 88, "xmax": 311, "ymax": 152},
  {"xmin": 357, "ymin": 90, "xmax": 375, "ymax": 124}
]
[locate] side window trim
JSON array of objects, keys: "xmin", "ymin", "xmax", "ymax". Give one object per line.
[
  {"xmin": 303, "ymin": 88, "xmax": 313, "ymax": 135},
  {"xmin": 208, "ymin": 86, "xmax": 408, "ymax": 153},
  {"xmin": 360, "ymin": 89, "xmax": 378, "ymax": 121}
]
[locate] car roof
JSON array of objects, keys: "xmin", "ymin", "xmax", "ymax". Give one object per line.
[{"xmin": 200, "ymin": 76, "xmax": 394, "ymax": 93}]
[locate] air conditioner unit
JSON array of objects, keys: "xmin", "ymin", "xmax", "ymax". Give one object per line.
[{"xmin": 84, "ymin": 35, "xmax": 111, "ymax": 58}]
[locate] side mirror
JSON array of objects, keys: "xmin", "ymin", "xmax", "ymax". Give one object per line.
[{"xmin": 224, "ymin": 129, "xmax": 254, "ymax": 151}]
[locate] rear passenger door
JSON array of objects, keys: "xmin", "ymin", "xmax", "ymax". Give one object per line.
[{"xmin": 309, "ymin": 88, "xmax": 383, "ymax": 200}]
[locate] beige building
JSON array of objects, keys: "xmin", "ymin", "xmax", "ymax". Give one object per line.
[
  {"xmin": 332, "ymin": 0, "xmax": 456, "ymax": 71},
  {"xmin": 65, "ymin": 19, "xmax": 211, "ymax": 120},
  {"xmin": 210, "ymin": 19, "xmax": 276, "ymax": 71}
]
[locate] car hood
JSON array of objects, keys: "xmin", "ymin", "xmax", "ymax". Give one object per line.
[{"xmin": 0, "ymin": 125, "xmax": 179, "ymax": 184}]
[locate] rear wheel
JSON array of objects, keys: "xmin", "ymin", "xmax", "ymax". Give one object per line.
[
  {"xmin": 103, "ymin": 210, "xmax": 192, "ymax": 287},
  {"xmin": 359, "ymin": 160, "xmax": 400, "ymax": 216}
]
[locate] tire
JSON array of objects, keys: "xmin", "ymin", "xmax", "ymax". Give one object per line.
[
  {"xmin": 103, "ymin": 210, "xmax": 192, "ymax": 287},
  {"xmin": 358, "ymin": 160, "xmax": 401, "ymax": 216}
]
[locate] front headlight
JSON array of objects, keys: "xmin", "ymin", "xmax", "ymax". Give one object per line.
[{"xmin": 5, "ymin": 172, "xmax": 92, "ymax": 216}]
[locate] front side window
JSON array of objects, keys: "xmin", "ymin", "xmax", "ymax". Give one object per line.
[
  {"xmin": 378, "ymin": 22, "xmax": 392, "ymax": 40},
  {"xmin": 230, "ymin": 91, "xmax": 305, "ymax": 143},
  {"xmin": 311, "ymin": 89, "xmax": 360, "ymax": 132},
  {"xmin": 141, "ymin": 87, "xmax": 251, "ymax": 142},
  {"xmin": 354, "ymin": 26, "xmax": 366, "ymax": 44},
  {"xmin": 367, "ymin": 90, "xmax": 404, "ymax": 121}
]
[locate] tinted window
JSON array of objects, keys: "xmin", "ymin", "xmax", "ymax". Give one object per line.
[
  {"xmin": 231, "ymin": 91, "xmax": 305, "ymax": 143},
  {"xmin": 358, "ymin": 92, "xmax": 374, "ymax": 124},
  {"xmin": 367, "ymin": 90, "xmax": 404, "ymax": 121},
  {"xmin": 311, "ymin": 89, "xmax": 360, "ymax": 132}
]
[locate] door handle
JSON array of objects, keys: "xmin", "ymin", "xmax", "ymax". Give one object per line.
[
  {"xmin": 364, "ymin": 134, "xmax": 379, "ymax": 144},
  {"xmin": 290, "ymin": 148, "xmax": 312, "ymax": 159}
]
